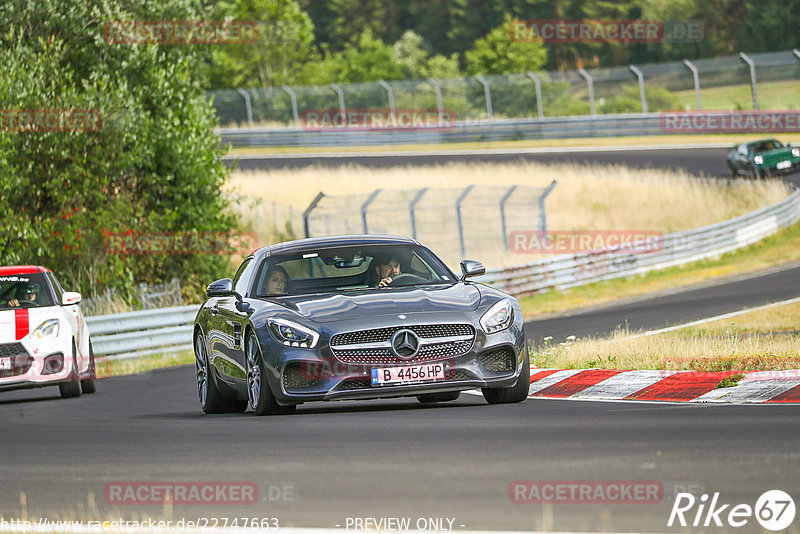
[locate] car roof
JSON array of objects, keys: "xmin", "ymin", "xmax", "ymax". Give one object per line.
[
  {"xmin": 0, "ymin": 265, "xmax": 52, "ymax": 276},
  {"xmin": 746, "ymin": 138, "xmax": 779, "ymax": 147},
  {"xmin": 259, "ymin": 234, "xmax": 421, "ymax": 256}
]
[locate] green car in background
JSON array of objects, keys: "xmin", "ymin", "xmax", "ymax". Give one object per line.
[{"xmin": 727, "ymin": 138, "xmax": 800, "ymax": 178}]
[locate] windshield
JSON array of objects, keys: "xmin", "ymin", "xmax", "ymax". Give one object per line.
[
  {"xmin": 0, "ymin": 273, "xmax": 54, "ymax": 309},
  {"xmin": 254, "ymin": 244, "xmax": 455, "ymax": 296}
]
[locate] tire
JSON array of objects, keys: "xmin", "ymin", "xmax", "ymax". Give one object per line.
[
  {"xmin": 747, "ymin": 164, "xmax": 760, "ymax": 179},
  {"xmin": 80, "ymin": 342, "xmax": 97, "ymax": 394},
  {"xmin": 195, "ymin": 332, "xmax": 246, "ymax": 414},
  {"xmin": 246, "ymin": 331, "xmax": 294, "ymax": 416},
  {"xmin": 59, "ymin": 342, "xmax": 82, "ymax": 399},
  {"xmin": 417, "ymin": 391, "xmax": 461, "ymax": 403},
  {"xmin": 482, "ymin": 354, "xmax": 530, "ymax": 405},
  {"xmin": 728, "ymin": 163, "xmax": 738, "ymax": 179}
]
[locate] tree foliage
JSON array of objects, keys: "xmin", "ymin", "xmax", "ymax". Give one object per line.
[{"xmin": 0, "ymin": 0, "xmax": 239, "ymax": 301}]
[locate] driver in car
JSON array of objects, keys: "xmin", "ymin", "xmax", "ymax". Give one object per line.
[
  {"xmin": 4, "ymin": 282, "xmax": 40, "ymax": 307},
  {"xmin": 373, "ymin": 255, "xmax": 402, "ymax": 288}
]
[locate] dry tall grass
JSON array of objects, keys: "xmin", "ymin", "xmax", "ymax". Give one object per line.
[
  {"xmin": 532, "ymin": 301, "xmax": 800, "ymax": 371},
  {"xmin": 226, "ymin": 161, "xmax": 789, "ymax": 267}
]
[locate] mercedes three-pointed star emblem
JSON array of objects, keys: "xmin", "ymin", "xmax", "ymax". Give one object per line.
[{"xmin": 390, "ymin": 329, "xmax": 420, "ymax": 360}]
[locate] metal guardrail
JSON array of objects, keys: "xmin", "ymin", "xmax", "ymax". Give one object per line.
[
  {"xmin": 86, "ymin": 305, "xmax": 198, "ymax": 359},
  {"xmin": 218, "ymin": 113, "xmax": 671, "ymax": 147},
  {"xmin": 88, "ymin": 187, "xmax": 799, "ymax": 358},
  {"xmin": 476, "ymin": 186, "xmax": 800, "ymax": 296}
]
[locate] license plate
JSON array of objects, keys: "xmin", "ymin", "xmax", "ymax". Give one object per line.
[
  {"xmin": 371, "ymin": 363, "xmax": 445, "ymax": 386},
  {"xmin": 0, "ymin": 357, "xmax": 11, "ymax": 370},
  {"xmin": 777, "ymin": 160, "xmax": 791, "ymax": 170}
]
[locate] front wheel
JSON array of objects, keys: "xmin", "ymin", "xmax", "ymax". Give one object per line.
[
  {"xmin": 482, "ymin": 355, "xmax": 530, "ymax": 405},
  {"xmin": 59, "ymin": 342, "xmax": 82, "ymax": 399},
  {"xmin": 81, "ymin": 342, "xmax": 97, "ymax": 394},
  {"xmin": 246, "ymin": 332, "xmax": 294, "ymax": 415}
]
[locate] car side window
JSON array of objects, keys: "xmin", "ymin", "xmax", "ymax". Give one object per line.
[
  {"xmin": 233, "ymin": 258, "xmax": 256, "ymax": 296},
  {"xmin": 47, "ymin": 272, "xmax": 65, "ymax": 300}
]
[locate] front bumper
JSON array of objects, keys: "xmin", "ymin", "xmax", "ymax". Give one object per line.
[
  {"xmin": 0, "ymin": 336, "xmax": 76, "ymax": 392},
  {"xmin": 264, "ymin": 323, "xmax": 526, "ymax": 404}
]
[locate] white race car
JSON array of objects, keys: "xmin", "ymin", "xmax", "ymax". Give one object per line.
[{"xmin": 0, "ymin": 265, "xmax": 96, "ymax": 398}]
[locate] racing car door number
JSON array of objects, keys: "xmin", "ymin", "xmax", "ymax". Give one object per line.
[{"xmin": 371, "ymin": 363, "xmax": 445, "ymax": 385}]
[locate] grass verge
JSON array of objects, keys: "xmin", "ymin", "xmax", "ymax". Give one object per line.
[
  {"xmin": 530, "ymin": 300, "xmax": 800, "ymax": 371},
  {"xmin": 96, "ymin": 351, "xmax": 194, "ymax": 379},
  {"xmin": 520, "ymin": 219, "xmax": 800, "ymax": 319}
]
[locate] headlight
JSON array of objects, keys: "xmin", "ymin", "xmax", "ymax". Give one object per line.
[
  {"xmin": 268, "ymin": 318, "xmax": 319, "ymax": 348},
  {"xmin": 480, "ymin": 299, "xmax": 514, "ymax": 334},
  {"xmin": 754, "ymin": 155, "xmax": 764, "ymax": 165},
  {"xmin": 31, "ymin": 319, "xmax": 60, "ymax": 341},
  {"xmin": 792, "ymin": 148, "xmax": 799, "ymax": 158}
]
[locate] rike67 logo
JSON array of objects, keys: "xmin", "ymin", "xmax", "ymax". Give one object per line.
[{"xmin": 668, "ymin": 490, "xmax": 795, "ymax": 531}]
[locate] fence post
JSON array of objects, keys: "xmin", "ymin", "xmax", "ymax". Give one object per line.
[
  {"xmin": 578, "ymin": 69, "xmax": 595, "ymax": 115},
  {"xmin": 455, "ymin": 185, "xmax": 475, "ymax": 258},
  {"xmin": 236, "ymin": 88, "xmax": 254, "ymax": 127},
  {"xmin": 475, "ymin": 75, "xmax": 493, "ymax": 119},
  {"xmin": 171, "ymin": 278, "xmax": 182, "ymax": 306},
  {"xmin": 499, "ymin": 185, "xmax": 518, "ymax": 250},
  {"xmin": 378, "ymin": 80, "xmax": 396, "ymax": 123},
  {"xmin": 526, "ymin": 71, "xmax": 544, "ymax": 118},
  {"xmin": 409, "ymin": 188, "xmax": 428, "ymax": 240},
  {"xmin": 361, "ymin": 189, "xmax": 382, "ymax": 234},
  {"xmin": 139, "ymin": 282, "xmax": 149, "ymax": 310},
  {"xmin": 427, "ymin": 78, "xmax": 444, "ymax": 125},
  {"xmin": 739, "ymin": 52, "xmax": 759, "ymax": 111},
  {"xmin": 302, "ymin": 192, "xmax": 325, "ymax": 238},
  {"xmin": 282, "ymin": 85, "xmax": 300, "ymax": 127},
  {"xmin": 629, "ymin": 65, "xmax": 648, "ymax": 113},
  {"xmin": 538, "ymin": 181, "xmax": 557, "ymax": 233},
  {"xmin": 330, "ymin": 83, "xmax": 346, "ymax": 122},
  {"xmin": 683, "ymin": 59, "xmax": 702, "ymax": 110}
]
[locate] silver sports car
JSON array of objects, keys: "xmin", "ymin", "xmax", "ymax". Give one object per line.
[{"xmin": 193, "ymin": 235, "xmax": 529, "ymax": 415}]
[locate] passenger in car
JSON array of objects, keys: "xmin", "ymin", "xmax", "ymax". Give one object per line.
[{"xmin": 264, "ymin": 265, "xmax": 290, "ymax": 295}]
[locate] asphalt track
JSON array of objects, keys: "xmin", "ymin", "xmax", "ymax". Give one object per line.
[{"xmin": 3, "ymin": 146, "xmax": 799, "ymax": 534}]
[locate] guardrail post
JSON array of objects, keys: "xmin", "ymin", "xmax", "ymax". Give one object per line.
[
  {"xmin": 455, "ymin": 185, "xmax": 475, "ymax": 258},
  {"xmin": 629, "ymin": 65, "xmax": 648, "ymax": 113},
  {"xmin": 683, "ymin": 59, "xmax": 702, "ymax": 110},
  {"xmin": 282, "ymin": 85, "xmax": 300, "ymax": 127},
  {"xmin": 526, "ymin": 71, "xmax": 544, "ymax": 118},
  {"xmin": 427, "ymin": 78, "xmax": 444, "ymax": 125},
  {"xmin": 409, "ymin": 188, "xmax": 428, "ymax": 240},
  {"xmin": 236, "ymin": 88, "xmax": 254, "ymax": 127},
  {"xmin": 474, "ymin": 75, "xmax": 493, "ymax": 119},
  {"xmin": 538, "ymin": 180, "xmax": 557, "ymax": 233},
  {"xmin": 330, "ymin": 83, "xmax": 346, "ymax": 123},
  {"xmin": 361, "ymin": 189, "xmax": 382, "ymax": 234},
  {"xmin": 578, "ymin": 69, "xmax": 595, "ymax": 115},
  {"xmin": 378, "ymin": 80, "xmax": 396, "ymax": 123},
  {"xmin": 302, "ymin": 192, "xmax": 325, "ymax": 238},
  {"xmin": 499, "ymin": 185, "xmax": 518, "ymax": 250},
  {"xmin": 739, "ymin": 52, "xmax": 759, "ymax": 111}
]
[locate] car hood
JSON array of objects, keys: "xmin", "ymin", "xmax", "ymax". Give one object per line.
[{"xmin": 273, "ymin": 283, "xmax": 482, "ymax": 323}]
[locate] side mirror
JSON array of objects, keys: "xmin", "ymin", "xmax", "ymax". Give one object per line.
[
  {"xmin": 62, "ymin": 292, "xmax": 81, "ymax": 305},
  {"xmin": 206, "ymin": 278, "xmax": 234, "ymax": 297},
  {"xmin": 459, "ymin": 260, "xmax": 485, "ymax": 282}
]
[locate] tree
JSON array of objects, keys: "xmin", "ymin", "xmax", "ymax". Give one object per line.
[
  {"xmin": 465, "ymin": 14, "xmax": 548, "ymax": 75},
  {"xmin": 0, "ymin": 0, "xmax": 239, "ymax": 302}
]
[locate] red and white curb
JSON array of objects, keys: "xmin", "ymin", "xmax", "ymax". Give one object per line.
[{"xmin": 528, "ymin": 369, "xmax": 800, "ymax": 403}]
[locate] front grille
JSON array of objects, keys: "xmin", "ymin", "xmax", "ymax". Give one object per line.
[
  {"xmin": 282, "ymin": 363, "xmax": 323, "ymax": 392},
  {"xmin": 0, "ymin": 343, "xmax": 28, "ymax": 359},
  {"xmin": 330, "ymin": 324, "xmax": 475, "ymax": 364},
  {"xmin": 478, "ymin": 348, "xmax": 516, "ymax": 372}
]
